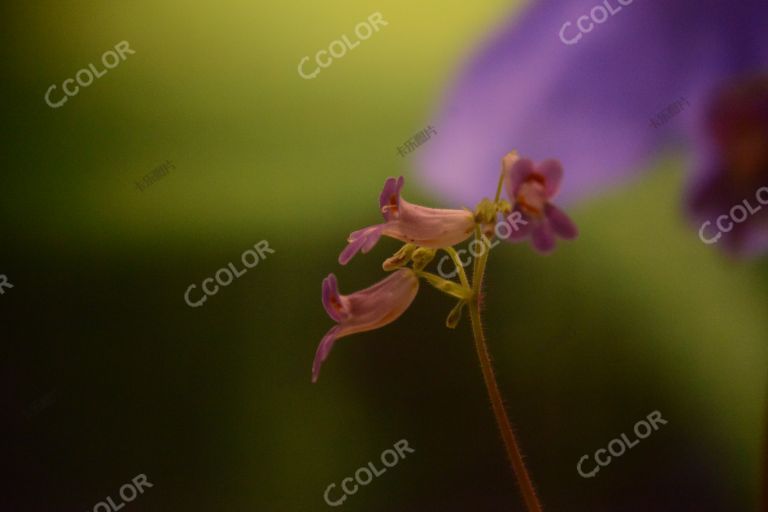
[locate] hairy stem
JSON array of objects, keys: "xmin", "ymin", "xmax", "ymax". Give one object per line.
[{"xmin": 468, "ymin": 235, "xmax": 543, "ymax": 512}]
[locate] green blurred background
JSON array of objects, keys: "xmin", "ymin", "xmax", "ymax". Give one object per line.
[{"xmin": 3, "ymin": 1, "xmax": 767, "ymax": 510}]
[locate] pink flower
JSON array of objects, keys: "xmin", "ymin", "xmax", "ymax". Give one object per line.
[
  {"xmin": 312, "ymin": 269, "xmax": 420, "ymax": 383},
  {"xmin": 339, "ymin": 177, "xmax": 475, "ymax": 265},
  {"xmin": 501, "ymin": 154, "xmax": 578, "ymax": 253}
]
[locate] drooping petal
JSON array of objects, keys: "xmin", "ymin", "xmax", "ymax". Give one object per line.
[
  {"xmin": 338, "ymin": 269, "xmax": 420, "ymax": 335},
  {"xmin": 531, "ymin": 222, "xmax": 556, "ymax": 254},
  {"xmin": 312, "ymin": 325, "xmax": 342, "ymax": 383},
  {"xmin": 322, "ymin": 274, "xmax": 349, "ymax": 322},
  {"xmin": 545, "ymin": 204, "xmax": 578, "ymax": 239},
  {"xmin": 312, "ymin": 269, "xmax": 420, "ymax": 382},
  {"xmin": 338, "ymin": 225, "xmax": 384, "ymax": 265},
  {"xmin": 419, "ymin": 0, "xmax": 768, "ymax": 207}
]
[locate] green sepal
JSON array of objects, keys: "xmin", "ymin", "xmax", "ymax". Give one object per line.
[
  {"xmin": 474, "ymin": 198, "xmax": 498, "ymax": 225},
  {"xmin": 411, "ymin": 247, "xmax": 437, "ymax": 271},
  {"xmin": 418, "ymin": 272, "xmax": 473, "ymax": 300},
  {"xmin": 382, "ymin": 243, "xmax": 417, "ymax": 271},
  {"xmin": 446, "ymin": 300, "xmax": 466, "ymax": 329}
]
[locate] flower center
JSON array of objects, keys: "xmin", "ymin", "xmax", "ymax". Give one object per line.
[
  {"xmin": 389, "ymin": 195, "xmax": 399, "ymax": 214},
  {"xmin": 517, "ymin": 174, "xmax": 547, "ymax": 216},
  {"xmin": 329, "ymin": 295, "xmax": 345, "ymax": 315}
]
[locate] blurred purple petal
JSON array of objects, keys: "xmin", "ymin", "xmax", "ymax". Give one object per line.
[
  {"xmin": 538, "ymin": 159, "xmax": 564, "ymax": 197},
  {"xmin": 419, "ymin": 0, "xmax": 768, "ymax": 207},
  {"xmin": 686, "ymin": 76, "xmax": 768, "ymax": 256},
  {"xmin": 505, "ymin": 156, "xmax": 535, "ymax": 198},
  {"xmin": 546, "ymin": 204, "xmax": 579, "ymax": 239},
  {"xmin": 531, "ymin": 222, "xmax": 556, "ymax": 254},
  {"xmin": 500, "ymin": 212, "xmax": 533, "ymax": 241}
]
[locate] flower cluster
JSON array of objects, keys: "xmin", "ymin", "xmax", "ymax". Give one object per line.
[{"xmin": 312, "ymin": 152, "xmax": 577, "ymax": 382}]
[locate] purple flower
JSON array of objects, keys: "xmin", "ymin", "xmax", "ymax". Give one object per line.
[
  {"xmin": 418, "ymin": 0, "xmax": 768, "ymax": 256},
  {"xmin": 502, "ymin": 153, "xmax": 578, "ymax": 253},
  {"xmin": 312, "ymin": 269, "xmax": 420, "ymax": 383},
  {"xmin": 339, "ymin": 176, "xmax": 475, "ymax": 264}
]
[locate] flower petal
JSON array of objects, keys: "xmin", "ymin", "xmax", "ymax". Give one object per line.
[
  {"xmin": 312, "ymin": 325, "xmax": 341, "ymax": 383},
  {"xmin": 531, "ymin": 221, "xmax": 556, "ymax": 254},
  {"xmin": 387, "ymin": 199, "xmax": 476, "ymax": 248},
  {"xmin": 499, "ymin": 210, "xmax": 533, "ymax": 242},
  {"xmin": 338, "ymin": 225, "xmax": 384, "ymax": 265},
  {"xmin": 545, "ymin": 203, "xmax": 578, "ymax": 239},
  {"xmin": 379, "ymin": 176, "xmax": 405, "ymax": 221},
  {"xmin": 322, "ymin": 274, "xmax": 348, "ymax": 322},
  {"xmin": 537, "ymin": 159, "xmax": 563, "ymax": 198},
  {"xmin": 312, "ymin": 270, "xmax": 420, "ymax": 382},
  {"xmin": 504, "ymin": 157, "xmax": 535, "ymax": 199}
]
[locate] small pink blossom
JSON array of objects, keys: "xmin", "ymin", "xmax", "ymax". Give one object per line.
[
  {"xmin": 312, "ymin": 269, "xmax": 420, "ymax": 383},
  {"xmin": 339, "ymin": 177, "xmax": 475, "ymax": 265},
  {"xmin": 502, "ymin": 154, "xmax": 578, "ymax": 253}
]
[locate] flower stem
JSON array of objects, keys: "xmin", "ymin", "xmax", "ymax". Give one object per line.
[
  {"xmin": 444, "ymin": 247, "xmax": 471, "ymax": 289},
  {"xmin": 762, "ymin": 385, "xmax": 768, "ymax": 512},
  {"xmin": 468, "ymin": 233, "xmax": 543, "ymax": 512}
]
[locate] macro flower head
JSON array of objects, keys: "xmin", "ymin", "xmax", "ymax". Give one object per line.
[{"xmin": 502, "ymin": 152, "xmax": 578, "ymax": 253}]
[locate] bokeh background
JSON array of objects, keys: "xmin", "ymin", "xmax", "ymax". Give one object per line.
[{"xmin": 3, "ymin": 1, "xmax": 767, "ymax": 510}]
